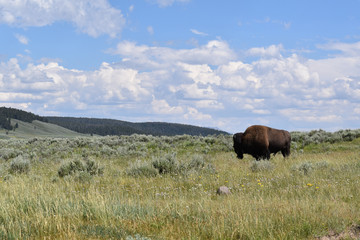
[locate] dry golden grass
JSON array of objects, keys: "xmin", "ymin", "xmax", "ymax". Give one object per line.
[{"xmin": 0, "ymin": 136, "xmax": 359, "ymax": 239}]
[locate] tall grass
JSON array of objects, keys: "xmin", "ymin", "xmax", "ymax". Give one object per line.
[{"xmin": 0, "ymin": 133, "xmax": 359, "ymax": 239}]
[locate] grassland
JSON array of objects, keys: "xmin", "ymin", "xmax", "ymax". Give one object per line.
[
  {"xmin": 0, "ymin": 119, "xmax": 86, "ymax": 139},
  {"xmin": 0, "ymin": 134, "xmax": 359, "ymax": 239}
]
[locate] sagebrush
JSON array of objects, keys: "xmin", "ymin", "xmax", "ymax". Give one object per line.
[{"xmin": 0, "ymin": 133, "xmax": 359, "ymax": 239}]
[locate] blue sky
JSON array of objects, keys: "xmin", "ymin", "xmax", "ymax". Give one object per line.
[{"xmin": 1, "ymin": 0, "xmax": 360, "ymax": 133}]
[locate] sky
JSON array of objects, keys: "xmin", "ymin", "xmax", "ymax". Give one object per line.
[{"xmin": 0, "ymin": 0, "xmax": 360, "ymax": 133}]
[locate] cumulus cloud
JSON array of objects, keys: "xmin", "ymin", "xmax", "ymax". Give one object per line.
[
  {"xmin": 179, "ymin": 63, "xmax": 221, "ymax": 85},
  {"xmin": 95, "ymin": 62, "xmax": 149, "ymax": 101},
  {"xmin": 195, "ymin": 100, "xmax": 224, "ymax": 109},
  {"xmin": 279, "ymin": 109, "xmax": 342, "ymax": 123},
  {"xmin": 1, "ymin": 39, "xmax": 360, "ymax": 132},
  {"xmin": 247, "ymin": 44, "xmax": 284, "ymax": 58},
  {"xmin": 184, "ymin": 107, "xmax": 212, "ymax": 120},
  {"xmin": 111, "ymin": 40, "xmax": 236, "ymax": 68},
  {"xmin": 0, "ymin": 58, "xmax": 150, "ymax": 113},
  {"xmin": 318, "ymin": 41, "xmax": 360, "ymax": 57},
  {"xmin": 0, "ymin": 0, "xmax": 125, "ymax": 37},
  {"xmin": 151, "ymin": 98, "xmax": 183, "ymax": 114}
]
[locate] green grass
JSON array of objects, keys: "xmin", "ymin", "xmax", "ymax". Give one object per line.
[
  {"xmin": 0, "ymin": 119, "xmax": 86, "ymax": 139},
  {"xmin": 0, "ymin": 135, "xmax": 359, "ymax": 239}
]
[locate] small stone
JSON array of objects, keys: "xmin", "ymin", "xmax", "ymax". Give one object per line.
[{"xmin": 216, "ymin": 185, "xmax": 231, "ymax": 195}]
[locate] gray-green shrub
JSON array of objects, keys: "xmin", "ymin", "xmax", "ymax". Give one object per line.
[
  {"xmin": 292, "ymin": 162, "xmax": 313, "ymax": 175},
  {"xmin": 58, "ymin": 158, "xmax": 104, "ymax": 177},
  {"xmin": 187, "ymin": 154, "xmax": 215, "ymax": 174},
  {"xmin": 9, "ymin": 155, "xmax": 30, "ymax": 174},
  {"xmin": 152, "ymin": 153, "xmax": 179, "ymax": 174},
  {"xmin": 291, "ymin": 129, "xmax": 360, "ymax": 147},
  {"xmin": 126, "ymin": 160, "xmax": 158, "ymax": 177},
  {"xmin": 128, "ymin": 154, "xmax": 216, "ymax": 177},
  {"xmin": 250, "ymin": 160, "xmax": 274, "ymax": 173}
]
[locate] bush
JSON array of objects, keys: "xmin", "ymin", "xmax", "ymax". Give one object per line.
[
  {"xmin": 9, "ymin": 155, "xmax": 30, "ymax": 174},
  {"xmin": 291, "ymin": 129, "xmax": 360, "ymax": 147},
  {"xmin": 126, "ymin": 160, "xmax": 158, "ymax": 177},
  {"xmin": 0, "ymin": 148, "xmax": 22, "ymax": 160},
  {"xmin": 292, "ymin": 162, "xmax": 313, "ymax": 175},
  {"xmin": 152, "ymin": 153, "xmax": 179, "ymax": 174},
  {"xmin": 292, "ymin": 160, "xmax": 331, "ymax": 175},
  {"xmin": 58, "ymin": 159, "xmax": 85, "ymax": 177},
  {"xmin": 187, "ymin": 154, "xmax": 216, "ymax": 174},
  {"xmin": 84, "ymin": 158, "xmax": 104, "ymax": 176},
  {"xmin": 314, "ymin": 161, "xmax": 330, "ymax": 169},
  {"xmin": 126, "ymin": 153, "xmax": 218, "ymax": 177},
  {"xmin": 250, "ymin": 160, "xmax": 273, "ymax": 173},
  {"xmin": 188, "ymin": 154, "xmax": 206, "ymax": 170},
  {"xmin": 58, "ymin": 158, "xmax": 104, "ymax": 178}
]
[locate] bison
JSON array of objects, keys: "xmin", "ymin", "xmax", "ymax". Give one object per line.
[{"xmin": 233, "ymin": 125, "xmax": 291, "ymax": 160}]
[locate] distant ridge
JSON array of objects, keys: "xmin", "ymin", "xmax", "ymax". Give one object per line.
[
  {"xmin": 0, "ymin": 107, "xmax": 229, "ymax": 136},
  {"xmin": 46, "ymin": 116, "xmax": 229, "ymax": 136},
  {"xmin": 0, "ymin": 107, "xmax": 47, "ymax": 130},
  {"xmin": 0, "ymin": 107, "xmax": 83, "ymax": 138}
]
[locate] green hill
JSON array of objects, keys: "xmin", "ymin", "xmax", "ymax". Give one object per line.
[
  {"xmin": 0, "ymin": 107, "xmax": 47, "ymax": 131},
  {"xmin": 0, "ymin": 119, "xmax": 85, "ymax": 139},
  {"xmin": 0, "ymin": 107, "xmax": 229, "ymax": 137},
  {"xmin": 46, "ymin": 117, "xmax": 229, "ymax": 136}
]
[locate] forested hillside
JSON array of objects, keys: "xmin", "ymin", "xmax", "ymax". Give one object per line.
[
  {"xmin": 0, "ymin": 107, "xmax": 47, "ymax": 130},
  {"xmin": 0, "ymin": 107, "xmax": 228, "ymax": 136},
  {"xmin": 46, "ymin": 117, "xmax": 229, "ymax": 136}
]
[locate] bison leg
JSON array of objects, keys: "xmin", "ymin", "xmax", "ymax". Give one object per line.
[
  {"xmin": 237, "ymin": 152, "xmax": 244, "ymax": 159},
  {"xmin": 265, "ymin": 149, "xmax": 271, "ymax": 160},
  {"xmin": 281, "ymin": 145, "xmax": 291, "ymax": 158},
  {"xmin": 255, "ymin": 150, "xmax": 270, "ymax": 161}
]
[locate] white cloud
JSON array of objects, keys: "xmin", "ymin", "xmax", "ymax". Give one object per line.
[
  {"xmin": 129, "ymin": 5, "xmax": 135, "ymax": 12},
  {"xmin": 15, "ymin": 34, "xmax": 29, "ymax": 45},
  {"xmin": 190, "ymin": 29, "xmax": 208, "ymax": 36},
  {"xmin": 148, "ymin": 0, "xmax": 190, "ymax": 7},
  {"xmin": 179, "ymin": 63, "xmax": 220, "ymax": 85},
  {"xmin": 247, "ymin": 44, "xmax": 284, "ymax": 58},
  {"xmin": 147, "ymin": 26, "xmax": 154, "ymax": 35},
  {"xmin": 217, "ymin": 61, "xmax": 258, "ymax": 90},
  {"xmin": 0, "ymin": 92, "xmax": 42, "ymax": 101},
  {"xmin": 1, "ymin": 39, "xmax": 360, "ymax": 132},
  {"xmin": 252, "ymin": 109, "xmax": 270, "ymax": 115},
  {"xmin": 151, "ymin": 98, "xmax": 183, "ymax": 114},
  {"xmin": 195, "ymin": 100, "xmax": 223, "ymax": 109},
  {"xmin": 279, "ymin": 109, "xmax": 342, "ymax": 123},
  {"xmin": 112, "ymin": 40, "xmax": 236, "ymax": 67},
  {"xmin": 184, "ymin": 107, "xmax": 211, "ymax": 120},
  {"xmin": 0, "ymin": 0, "xmax": 125, "ymax": 37},
  {"xmin": 318, "ymin": 41, "xmax": 360, "ymax": 57},
  {"xmin": 0, "ymin": 59, "xmax": 151, "ymax": 112},
  {"xmin": 95, "ymin": 62, "xmax": 149, "ymax": 101},
  {"xmin": 175, "ymin": 83, "xmax": 218, "ymax": 99}
]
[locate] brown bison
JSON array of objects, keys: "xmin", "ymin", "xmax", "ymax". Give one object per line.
[{"xmin": 233, "ymin": 125, "xmax": 291, "ymax": 160}]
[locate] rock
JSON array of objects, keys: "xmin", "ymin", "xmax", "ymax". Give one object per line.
[{"xmin": 216, "ymin": 186, "xmax": 231, "ymax": 195}]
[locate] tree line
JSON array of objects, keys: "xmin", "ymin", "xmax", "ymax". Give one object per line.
[
  {"xmin": 0, "ymin": 107, "xmax": 47, "ymax": 130},
  {"xmin": 46, "ymin": 117, "xmax": 229, "ymax": 136}
]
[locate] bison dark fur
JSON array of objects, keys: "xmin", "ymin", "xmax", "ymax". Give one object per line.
[{"xmin": 233, "ymin": 125, "xmax": 291, "ymax": 160}]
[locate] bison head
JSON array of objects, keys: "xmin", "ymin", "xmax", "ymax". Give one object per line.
[{"xmin": 233, "ymin": 133, "xmax": 243, "ymax": 159}]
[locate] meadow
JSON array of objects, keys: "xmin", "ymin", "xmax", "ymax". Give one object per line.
[{"xmin": 0, "ymin": 130, "xmax": 359, "ymax": 239}]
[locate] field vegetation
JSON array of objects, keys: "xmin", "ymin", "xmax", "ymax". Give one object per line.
[{"xmin": 0, "ymin": 130, "xmax": 359, "ymax": 239}]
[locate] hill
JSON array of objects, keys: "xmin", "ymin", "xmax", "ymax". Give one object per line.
[
  {"xmin": 46, "ymin": 116, "xmax": 229, "ymax": 136},
  {"xmin": 0, "ymin": 107, "xmax": 47, "ymax": 130},
  {"xmin": 0, "ymin": 107, "xmax": 229, "ymax": 137},
  {"xmin": 0, "ymin": 119, "xmax": 85, "ymax": 139}
]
